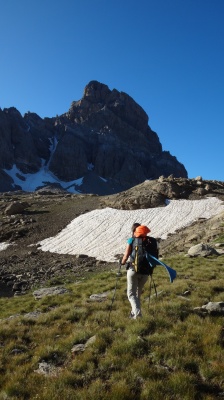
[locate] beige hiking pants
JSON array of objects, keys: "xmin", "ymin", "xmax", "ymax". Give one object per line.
[{"xmin": 127, "ymin": 269, "xmax": 149, "ymax": 318}]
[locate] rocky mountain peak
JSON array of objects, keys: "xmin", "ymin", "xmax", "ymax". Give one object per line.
[
  {"xmin": 68, "ymin": 80, "xmax": 149, "ymax": 132},
  {"xmin": 0, "ymin": 80, "xmax": 188, "ymax": 194},
  {"xmin": 83, "ymin": 80, "xmax": 112, "ymax": 102}
]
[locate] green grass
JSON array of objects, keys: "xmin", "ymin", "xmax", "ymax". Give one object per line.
[{"xmin": 0, "ymin": 255, "xmax": 224, "ymax": 399}]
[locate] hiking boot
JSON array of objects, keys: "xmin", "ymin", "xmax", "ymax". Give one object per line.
[{"xmin": 136, "ymin": 311, "xmax": 142, "ymax": 318}]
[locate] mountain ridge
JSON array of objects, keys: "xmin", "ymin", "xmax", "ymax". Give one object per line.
[{"xmin": 0, "ymin": 81, "xmax": 187, "ymax": 194}]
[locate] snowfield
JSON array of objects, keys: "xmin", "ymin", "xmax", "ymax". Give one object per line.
[
  {"xmin": 39, "ymin": 197, "xmax": 224, "ymax": 262},
  {"xmin": 0, "ymin": 243, "xmax": 12, "ymax": 252}
]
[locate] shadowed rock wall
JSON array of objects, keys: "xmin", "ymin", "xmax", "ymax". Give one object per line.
[{"xmin": 0, "ymin": 81, "xmax": 187, "ymax": 193}]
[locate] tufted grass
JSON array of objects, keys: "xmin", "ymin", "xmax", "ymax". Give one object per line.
[{"xmin": 0, "ymin": 255, "xmax": 224, "ymax": 399}]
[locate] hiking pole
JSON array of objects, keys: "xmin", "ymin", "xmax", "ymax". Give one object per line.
[
  {"xmin": 148, "ymin": 275, "xmax": 157, "ymax": 309},
  {"xmin": 108, "ymin": 262, "xmax": 122, "ymax": 325}
]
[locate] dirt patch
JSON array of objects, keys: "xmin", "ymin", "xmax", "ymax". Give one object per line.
[{"xmin": 0, "ymin": 193, "xmax": 118, "ymax": 294}]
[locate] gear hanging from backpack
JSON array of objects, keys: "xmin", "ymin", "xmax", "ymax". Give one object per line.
[{"xmin": 130, "ymin": 225, "xmax": 159, "ymax": 275}]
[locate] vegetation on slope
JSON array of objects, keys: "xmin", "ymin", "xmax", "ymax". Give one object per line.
[{"xmin": 0, "ymin": 255, "xmax": 223, "ymax": 399}]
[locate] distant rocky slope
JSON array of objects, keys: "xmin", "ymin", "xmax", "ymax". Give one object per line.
[
  {"xmin": 0, "ymin": 176, "xmax": 223, "ymax": 293},
  {"xmin": 101, "ymin": 175, "xmax": 224, "ymax": 209},
  {"xmin": 0, "ymin": 81, "xmax": 187, "ymax": 194}
]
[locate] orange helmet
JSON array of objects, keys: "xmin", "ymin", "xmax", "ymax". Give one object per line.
[{"xmin": 134, "ymin": 225, "xmax": 151, "ymax": 237}]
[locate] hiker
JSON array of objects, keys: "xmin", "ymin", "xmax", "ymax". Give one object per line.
[{"xmin": 121, "ymin": 223, "xmax": 158, "ymax": 319}]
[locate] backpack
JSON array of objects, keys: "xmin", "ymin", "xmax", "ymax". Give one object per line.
[{"xmin": 130, "ymin": 236, "xmax": 158, "ymax": 275}]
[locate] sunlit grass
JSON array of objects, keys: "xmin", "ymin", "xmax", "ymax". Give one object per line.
[{"xmin": 0, "ymin": 255, "xmax": 223, "ymax": 398}]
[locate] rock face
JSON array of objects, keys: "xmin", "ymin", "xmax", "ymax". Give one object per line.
[
  {"xmin": 0, "ymin": 81, "xmax": 187, "ymax": 194},
  {"xmin": 102, "ymin": 176, "xmax": 224, "ymax": 209}
]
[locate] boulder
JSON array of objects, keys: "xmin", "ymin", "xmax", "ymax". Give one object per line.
[
  {"xmin": 33, "ymin": 286, "xmax": 69, "ymax": 300},
  {"xmin": 34, "ymin": 362, "xmax": 61, "ymax": 377},
  {"xmin": 89, "ymin": 292, "xmax": 109, "ymax": 302},
  {"xmin": 201, "ymin": 302, "xmax": 224, "ymax": 315},
  {"xmin": 4, "ymin": 201, "xmax": 29, "ymax": 215},
  {"xmin": 71, "ymin": 335, "xmax": 97, "ymax": 356},
  {"xmin": 187, "ymin": 243, "xmax": 219, "ymax": 257}
]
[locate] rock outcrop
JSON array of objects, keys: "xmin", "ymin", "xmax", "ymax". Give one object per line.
[
  {"xmin": 187, "ymin": 243, "xmax": 219, "ymax": 257},
  {"xmin": 102, "ymin": 176, "xmax": 224, "ymax": 209},
  {"xmin": 0, "ymin": 81, "xmax": 187, "ymax": 194}
]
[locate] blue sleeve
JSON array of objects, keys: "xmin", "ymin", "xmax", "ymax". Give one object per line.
[{"xmin": 127, "ymin": 237, "xmax": 133, "ymax": 245}]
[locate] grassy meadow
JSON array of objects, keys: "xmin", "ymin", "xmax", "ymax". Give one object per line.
[{"xmin": 0, "ymin": 254, "xmax": 223, "ymax": 399}]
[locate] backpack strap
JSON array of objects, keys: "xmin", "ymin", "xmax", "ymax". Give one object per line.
[{"xmin": 133, "ymin": 237, "xmax": 143, "ymax": 272}]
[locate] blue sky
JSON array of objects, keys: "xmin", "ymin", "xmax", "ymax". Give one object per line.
[{"xmin": 1, "ymin": 0, "xmax": 224, "ymax": 181}]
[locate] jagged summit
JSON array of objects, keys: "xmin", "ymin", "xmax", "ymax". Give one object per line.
[
  {"xmin": 68, "ymin": 81, "xmax": 150, "ymax": 133},
  {"xmin": 0, "ymin": 81, "xmax": 187, "ymax": 194}
]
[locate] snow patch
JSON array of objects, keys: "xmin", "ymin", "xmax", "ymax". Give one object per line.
[
  {"xmin": 0, "ymin": 242, "xmax": 12, "ymax": 252},
  {"xmin": 39, "ymin": 197, "xmax": 224, "ymax": 262},
  {"xmin": 87, "ymin": 163, "xmax": 94, "ymax": 171},
  {"xmin": 4, "ymin": 164, "xmax": 84, "ymax": 194},
  {"xmin": 99, "ymin": 176, "xmax": 107, "ymax": 182}
]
